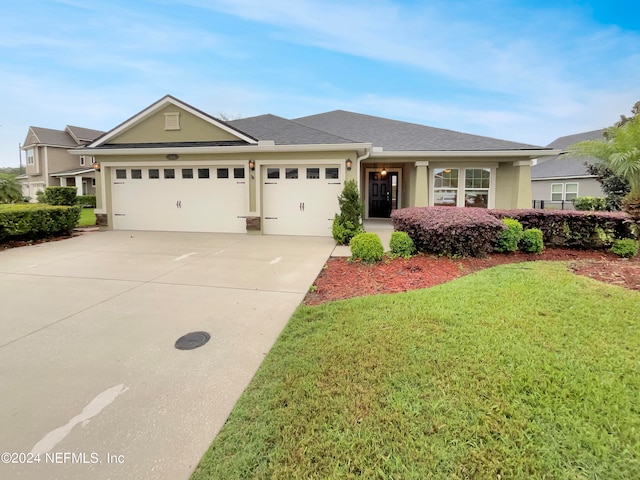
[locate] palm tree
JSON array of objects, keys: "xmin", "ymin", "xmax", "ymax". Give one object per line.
[
  {"xmin": 0, "ymin": 174, "xmax": 23, "ymax": 203},
  {"xmin": 568, "ymin": 116, "xmax": 640, "ymax": 232}
]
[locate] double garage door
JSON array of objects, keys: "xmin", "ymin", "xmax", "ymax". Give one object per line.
[
  {"xmin": 111, "ymin": 166, "xmax": 248, "ymax": 233},
  {"xmin": 110, "ymin": 163, "xmax": 342, "ymax": 236}
]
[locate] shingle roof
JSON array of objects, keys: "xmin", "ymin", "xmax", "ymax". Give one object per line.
[
  {"xmin": 229, "ymin": 114, "xmax": 358, "ymax": 145},
  {"xmin": 24, "ymin": 125, "xmax": 105, "ymax": 148},
  {"xmin": 65, "ymin": 126, "xmax": 105, "ymax": 144},
  {"xmin": 25, "ymin": 127, "xmax": 77, "ymax": 148},
  {"xmin": 532, "ymin": 129, "xmax": 605, "ymax": 180},
  {"xmin": 294, "ymin": 110, "xmax": 545, "ymax": 151}
]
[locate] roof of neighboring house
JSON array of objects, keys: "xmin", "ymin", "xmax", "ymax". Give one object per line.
[
  {"xmin": 24, "ymin": 125, "xmax": 105, "ymax": 148},
  {"xmin": 531, "ymin": 129, "xmax": 605, "ymax": 180},
  {"xmin": 49, "ymin": 167, "xmax": 96, "ymax": 176},
  {"xmin": 294, "ymin": 110, "xmax": 545, "ymax": 151},
  {"xmin": 229, "ymin": 114, "xmax": 358, "ymax": 145},
  {"xmin": 66, "ymin": 126, "xmax": 105, "ymax": 144}
]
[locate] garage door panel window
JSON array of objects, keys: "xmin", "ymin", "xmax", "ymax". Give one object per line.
[
  {"xmin": 182, "ymin": 168, "xmax": 193, "ymax": 179},
  {"xmin": 307, "ymin": 168, "xmax": 320, "ymax": 179},
  {"xmin": 164, "ymin": 169, "xmax": 175, "ymax": 179},
  {"xmin": 286, "ymin": 168, "xmax": 298, "ymax": 179},
  {"xmin": 116, "ymin": 169, "xmax": 127, "ymax": 179},
  {"xmin": 267, "ymin": 168, "xmax": 280, "ymax": 179},
  {"xmin": 149, "ymin": 169, "xmax": 160, "ymax": 179},
  {"xmin": 325, "ymin": 167, "xmax": 339, "ymax": 179},
  {"xmin": 131, "ymin": 169, "xmax": 142, "ymax": 179},
  {"xmin": 198, "ymin": 168, "xmax": 209, "ymax": 179},
  {"xmin": 234, "ymin": 168, "xmax": 245, "ymax": 179}
]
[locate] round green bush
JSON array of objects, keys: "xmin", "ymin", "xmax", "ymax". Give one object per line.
[
  {"xmin": 389, "ymin": 231, "xmax": 415, "ymax": 258},
  {"xmin": 520, "ymin": 228, "xmax": 544, "ymax": 254},
  {"xmin": 350, "ymin": 232, "xmax": 384, "ymax": 263},
  {"xmin": 610, "ymin": 238, "xmax": 639, "ymax": 258},
  {"xmin": 494, "ymin": 218, "xmax": 523, "ymax": 253}
]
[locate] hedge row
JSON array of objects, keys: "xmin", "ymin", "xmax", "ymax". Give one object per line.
[
  {"xmin": 487, "ymin": 209, "xmax": 633, "ymax": 249},
  {"xmin": 0, "ymin": 204, "xmax": 81, "ymax": 242},
  {"xmin": 391, "ymin": 207, "xmax": 505, "ymax": 257},
  {"xmin": 391, "ymin": 207, "xmax": 635, "ymax": 257}
]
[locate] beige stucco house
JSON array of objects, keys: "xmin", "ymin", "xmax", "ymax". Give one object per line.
[
  {"xmin": 74, "ymin": 95, "xmax": 558, "ymax": 236},
  {"xmin": 19, "ymin": 125, "xmax": 105, "ymax": 200}
]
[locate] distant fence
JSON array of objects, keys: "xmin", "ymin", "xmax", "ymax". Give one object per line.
[{"xmin": 532, "ymin": 200, "xmax": 574, "ymax": 210}]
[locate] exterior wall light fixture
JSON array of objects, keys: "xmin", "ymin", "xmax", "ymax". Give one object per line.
[
  {"xmin": 345, "ymin": 158, "xmax": 352, "ymax": 171},
  {"xmin": 249, "ymin": 160, "xmax": 255, "ymax": 171},
  {"xmin": 93, "ymin": 162, "xmax": 101, "ymax": 172},
  {"xmin": 381, "ymin": 168, "xmax": 387, "ymax": 176}
]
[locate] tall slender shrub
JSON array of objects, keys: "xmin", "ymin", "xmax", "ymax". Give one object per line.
[{"xmin": 332, "ymin": 180, "xmax": 364, "ymax": 245}]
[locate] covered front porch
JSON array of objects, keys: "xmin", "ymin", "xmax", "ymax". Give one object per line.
[{"xmin": 49, "ymin": 167, "xmax": 96, "ymax": 196}]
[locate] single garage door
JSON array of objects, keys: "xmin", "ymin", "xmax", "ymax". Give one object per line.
[
  {"xmin": 262, "ymin": 165, "xmax": 342, "ymax": 236},
  {"xmin": 111, "ymin": 166, "xmax": 248, "ymax": 233}
]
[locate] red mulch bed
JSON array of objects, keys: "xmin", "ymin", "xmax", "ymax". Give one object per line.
[{"xmin": 304, "ymin": 249, "xmax": 640, "ymax": 305}]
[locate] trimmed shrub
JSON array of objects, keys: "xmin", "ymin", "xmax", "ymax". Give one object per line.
[
  {"xmin": 494, "ymin": 218, "xmax": 523, "ymax": 253},
  {"xmin": 76, "ymin": 195, "xmax": 97, "ymax": 208},
  {"xmin": 350, "ymin": 232, "xmax": 384, "ymax": 263},
  {"xmin": 41, "ymin": 186, "xmax": 77, "ymax": 206},
  {"xmin": 391, "ymin": 207, "xmax": 505, "ymax": 257},
  {"xmin": 610, "ymin": 238, "xmax": 639, "ymax": 258},
  {"xmin": 0, "ymin": 204, "xmax": 81, "ymax": 241},
  {"xmin": 332, "ymin": 180, "xmax": 364, "ymax": 245},
  {"xmin": 389, "ymin": 231, "xmax": 415, "ymax": 258},
  {"xmin": 572, "ymin": 196, "xmax": 607, "ymax": 211},
  {"xmin": 520, "ymin": 228, "xmax": 544, "ymax": 254},
  {"xmin": 488, "ymin": 209, "xmax": 633, "ymax": 249}
]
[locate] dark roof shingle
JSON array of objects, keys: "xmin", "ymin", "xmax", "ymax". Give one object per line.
[{"xmin": 532, "ymin": 129, "xmax": 605, "ymax": 179}]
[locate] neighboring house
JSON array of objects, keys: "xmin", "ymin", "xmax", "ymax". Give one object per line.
[
  {"xmin": 531, "ymin": 129, "xmax": 606, "ymax": 209},
  {"xmin": 74, "ymin": 95, "xmax": 558, "ymax": 236},
  {"xmin": 18, "ymin": 125, "xmax": 105, "ymax": 200}
]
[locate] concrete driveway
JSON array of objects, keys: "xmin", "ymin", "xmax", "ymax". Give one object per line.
[{"xmin": 0, "ymin": 230, "xmax": 335, "ymax": 480}]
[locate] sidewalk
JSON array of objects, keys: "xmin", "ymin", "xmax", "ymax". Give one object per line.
[{"xmin": 331, "ymin": 219, "xmax": 394, "ymax": 257}]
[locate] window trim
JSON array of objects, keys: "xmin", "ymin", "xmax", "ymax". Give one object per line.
[{"xmin": 551, "ymin": 182, "xmax": 579, "ymax": 202}]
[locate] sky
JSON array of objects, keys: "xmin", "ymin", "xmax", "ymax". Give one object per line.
[{"xmin": 1, "ymin": 0, "xmax": 639, "ymax": 167}]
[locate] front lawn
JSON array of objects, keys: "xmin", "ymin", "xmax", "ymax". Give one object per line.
[
  {"xmin": 77, "ymin": 208, "xmax": 96, "ymax": 227},
  {"xmin": 192, "ymin": 262, "xmax": 640, "ymax": 479}
]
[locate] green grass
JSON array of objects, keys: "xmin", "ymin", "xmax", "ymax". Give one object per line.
[
  {"xmin": 77, "ymin": 208, "xmax": 96, "ymax": 227},
  {"xmin": 192, "ymin": 262, "xmax": 640, "ymax": 480}
]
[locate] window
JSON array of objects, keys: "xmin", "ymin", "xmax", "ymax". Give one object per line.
[
  {"xmin": 433, "ymin": 168, "xmax": 492, "ymax": 208},
  {"xmin": 198, "ymin": 168, "xmax": 210, "ymax": 179},
  {"xmin": 307, "ymin": 168, "xmax": 320, "ymax": 179},
  {"xmin": 80, "ymin": 156, "xmax": 86, "ymax": 166},
  {"xmin": 285, "ymin": 168, "xmax": 298, "ymax": 179},
  {"xmin": 27, "ymin": 149, "xmax": 34, "ymax": 165},
  {"xmin": 91, "ymin": 156, "xmax": 96, "ymax": 165},
  {"xmin": 433, "ymin": 168, "xmax": 458, "ymax": 206},
  {"xmin": 131, "ymin": 169, "xmax": 142, "ymax": 179},
  {"xmin": 182, "ymin": 168, "xmax": 193, "ymax": 179},
  {"xmin": 115, "ymin": 169, "xmax": 127, "ymax": 179},
  {"xmin": 217, "ymin": 168, "xmax": 229, "ymax": 179},
  {"xmin": 551, "ymin": 184, "xmax": 563, "ymax": 202},
  {"xmin": 464, "ymin": 168, "xmax": 490, "ymax": 208},
  {"xmin": 149, "ymin": 169, "xmax": 160, "ymax": 179},
  {"xmin": 325, "ymin": 167, "xmax": 339, "ymax": 179},
  {"xmin": 267, "ymin": 168, "xmax": 280, "ymax": 179},
  {"xmin": 551, "ymin": 183, "xmax": 578, "ymax": 202},
  {"xmin": 164, "ymin": 169, "xmax": 175, "ymax": 179},
  {"xmin": 233, "ymin": 168, "xmax": 245, "ymax": 179},
  {"xmin": 164, "ymin": 112, "xmax": 180, "ymax": 130}
]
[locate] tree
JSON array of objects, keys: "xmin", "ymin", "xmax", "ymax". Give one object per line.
[
  {"xmin": 584, "ymin": 163, "xmax": 630, "ymax": 211},
  {"xmin": 569, "ymin": 106, "xmax": 640, "ymax": 232},
  {"xmin": 0, "ymin": 174, "xmax": 22, "ymax": 203},
  {"xmin": 332, "ymin": 180, "xmax": 364, "ymax": 245}
]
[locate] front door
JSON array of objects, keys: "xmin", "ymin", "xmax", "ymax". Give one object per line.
[{"xmin": 368, "ymin": 171, "xmax": 399, "ymax": 218}]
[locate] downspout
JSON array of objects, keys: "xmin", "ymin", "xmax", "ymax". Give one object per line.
[{"xmin": 356, "ymin": 147, "xmax": 371, "ymax": 227}]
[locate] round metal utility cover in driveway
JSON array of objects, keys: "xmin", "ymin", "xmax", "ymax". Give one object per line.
[{"xmin": 175, "ymin": 331, "xmax": 211, "ymax": 350}]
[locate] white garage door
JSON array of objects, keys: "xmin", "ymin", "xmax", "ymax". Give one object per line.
[
  {"xmin": 111, "ymin": 166, "xmax": 248, "ymax": 233},
  {"xmin": 262, "ymin": 165, "xmax": 342, "ymax": 236}
]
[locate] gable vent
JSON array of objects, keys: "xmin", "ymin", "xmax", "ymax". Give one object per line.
[{"xmin": 164, "ymin": 112, "xmax": 180, "ymax": 131}]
